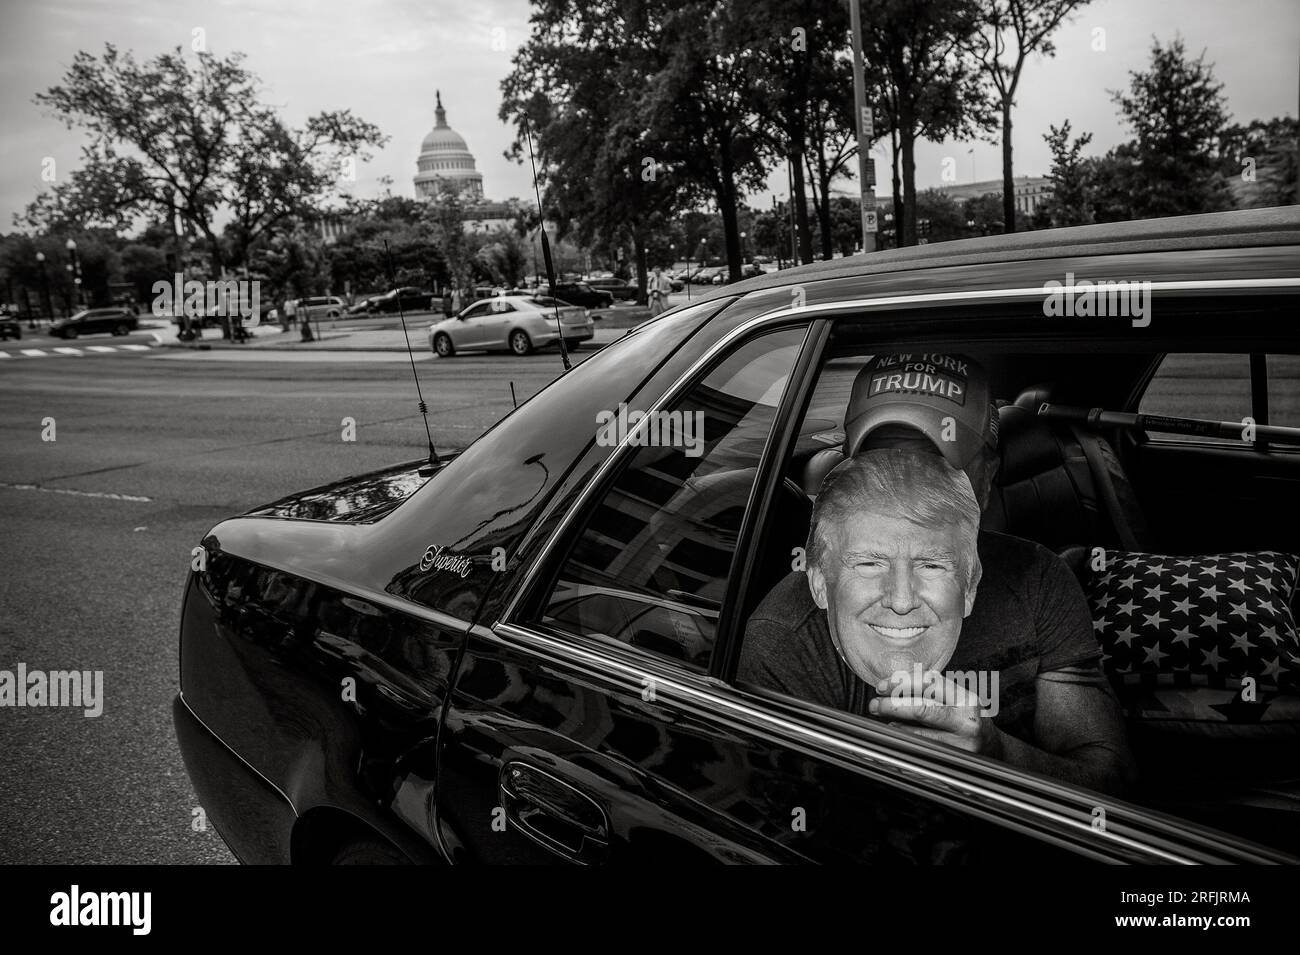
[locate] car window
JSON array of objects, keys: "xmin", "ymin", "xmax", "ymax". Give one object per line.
[
  {"xmin": 486, "ymin": 300, "xmax": 515, "ymax": 313},
  {"xmin": 529, "ymin": 325, "xmax": 809, "ymax": 670},
  {"xmin": 1267, "ymin": 354, "xmax": 1300, "ymax": 428},
  {"xmin": 461, "ymin": 302, "xmax": 491, "ymax": 319},
  {"xmin": 527, "ymin": 297, "xmax": 565, "ymax": 308},
  {"xmin": 1138, "ymin": 353, "xmax": 1252, "ymax": 443}
]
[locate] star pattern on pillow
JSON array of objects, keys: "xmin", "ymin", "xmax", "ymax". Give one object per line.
[{"xmin": 1086, "ymin": 550, "xmax": 1300, "ymax": 691}]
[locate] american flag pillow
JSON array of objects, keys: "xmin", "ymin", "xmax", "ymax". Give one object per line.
[{"xmin": 1084, "ymin": 550, "xmax": 1300, "ymax": 692}]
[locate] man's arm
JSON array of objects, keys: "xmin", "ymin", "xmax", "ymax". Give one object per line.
[
  {"xmin": 870, "ymin": 663, "xmax": 1137, "ymax": 796},
  {"xmin": 991, "ymin": 665, "xmax": 1137, "ymax": 796}
]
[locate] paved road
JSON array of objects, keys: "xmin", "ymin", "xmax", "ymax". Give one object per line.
[{"xmin": 0, "ymin": 347, "xmax": 584, "ymax": 863}]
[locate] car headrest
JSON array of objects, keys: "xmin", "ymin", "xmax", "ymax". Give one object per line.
[{"xmin": 801, "ymin": 448, "xmax": 845, "ymax": 498}]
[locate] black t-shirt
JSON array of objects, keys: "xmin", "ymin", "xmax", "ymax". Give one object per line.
[{"xmin": 738, "ymin": 530, "xmax": 1101, "ymax": 743}]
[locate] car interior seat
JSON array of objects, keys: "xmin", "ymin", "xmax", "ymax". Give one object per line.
[{"xmin": 986, "ymin": 384, "xmax": 1149, "ymax": 556}]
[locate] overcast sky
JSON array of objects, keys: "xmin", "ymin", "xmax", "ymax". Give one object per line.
[{"xmin": 1, "ymin": 0, "xmax": 1296, "ymax": 231}]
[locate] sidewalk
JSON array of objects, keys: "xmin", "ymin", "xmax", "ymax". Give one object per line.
[{"xmin": 157, "ymin": 322, "xmax": 633, "ymax": 353}]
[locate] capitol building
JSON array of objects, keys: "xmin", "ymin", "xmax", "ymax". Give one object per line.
[{"xmin": 413, "ymin": 91, "xmax": 515, "ymax": 232}]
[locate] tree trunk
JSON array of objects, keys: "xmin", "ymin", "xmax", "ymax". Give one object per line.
[
  {"xmin": 808, "ymin": 154, "xmax": 834, "ymax": 261},
  {"xmin": 1001, "ymin": 97, "xmax": 1016, "ymax": 233},
  {"xmin": 716, "ymin": 137, "xmax": 742, "ymax": 281},
  {"xmin": 890, "ymin": 127, "xmax": 903, "ymax": 249},
  {"xmin": 632, "ymin": 225, "xmax": 648, "ymax": 306},
  {"xmin": 900, "ymin": 128, "xmax": 918, "ymax": 247},
  {"xmin": 791, "ymin": 151, "xmax": 814, "ymax": 264}
]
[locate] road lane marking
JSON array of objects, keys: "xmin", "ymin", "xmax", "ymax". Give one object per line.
[
  {"xmin": 21, "ymin": 349, "xmax": 46, "ymax": 357},
  {"xmin": 53, "ymin": 347, "xmax": 83, "ymax": 356},
  {"xmin": 86, "ymin": 345, "xmax": 116, "ymax": 352},
  {"xmin": 120, "ymin": 344, "xmax": 149, "ymax": 351},
  {"xmin": 0, "ymin": 482, "xmax": 152, "ymax": 502}
]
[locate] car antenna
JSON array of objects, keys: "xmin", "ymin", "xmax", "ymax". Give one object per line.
[
  {"xmin": 524, "ymin": 118, "xmax": 571, "ymax": 373},
  {"xmin": 510, "ymin": 380, "xmax": 517, "ymax": 410},
  {"xmin": 383, "ymin": 239, "xmax": 440, "ymax": 475}
]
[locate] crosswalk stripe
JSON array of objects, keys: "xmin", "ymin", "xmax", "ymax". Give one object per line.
[
  {"xmin": 86, "ymin": 345, "xmax": 116, "ymax": 352},
  {"xmin": 120, "ymin": 344, "xmax": 149, "ymax": 351},
  {"xmin": 0, "ymin": 350, "xmax": 10, "ymax": 358},
  {"xmin": 53, "ymin": 347, "xmax": 84, "ymax": 356},
  {"xmin": 21, "ymin": 349, "xmax": 46, "ymax": 357}
]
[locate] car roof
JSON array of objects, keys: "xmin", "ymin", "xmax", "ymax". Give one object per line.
[{"xmin": 690, "ymin": 207, "xmax": 1300, "ymax": 305}]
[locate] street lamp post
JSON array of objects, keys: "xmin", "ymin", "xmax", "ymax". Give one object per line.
[
  {"xmin": 65, "ymin": 238, "xmax": 83, "ymax": 310},
  {"xmin": 740, "ymin": 231, "xmax": 748, "ymax": 265},
  {"xmin": 34, "ymin": 251, "xmax": 50, "ymax": 327}
]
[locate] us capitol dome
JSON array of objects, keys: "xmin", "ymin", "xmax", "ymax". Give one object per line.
[{"xmin": 414, "ymin": 91, "xmax": 485, "ymax": 200}]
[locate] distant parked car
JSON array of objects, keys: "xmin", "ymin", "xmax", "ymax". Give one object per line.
[
  {"xmin": 296, "ymin": 296, "xmax": 346, "ymax": 321},
  {"xmin": 0, "ymin": 311, "xmax": 20, "ymax": 341},
  {"xmin": 369, "ymin": 287, "xmax": 434, "ymax": 314},
  {"xmin": 585, "ymin": 278, "xmax": 638, "ymax": 302},
  {"xmin": 550, "ymin": 282, "xmax": 615, "ymax": 310},
  {"xmin": 48, "ymin": 307, "xmax": 137, "ymax": 339},
  {"xmin": 428, "ymin": 294, "xmax": 593, "ymax": 357}
]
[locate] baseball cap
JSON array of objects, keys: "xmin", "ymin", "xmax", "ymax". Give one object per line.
[{"xmin": 844, "ymin": 353, "xmax": 998, "ymax": 469}]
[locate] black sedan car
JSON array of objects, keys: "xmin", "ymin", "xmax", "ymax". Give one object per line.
[
  {"xmin": 550, "ymin": 281, "xmax": 616, "ymax": 310},
  {"xmin": 175, "ymin": 207, "xmax": 1300, "ymax": 864},
  {"xmin": 49, "ymin": 307, "xmax": 138, "ymax": 339},
  {"xmin": 368, "ymin": 287, "xmax": 434, "ymax": 314},
  {"xmin": 586, "ymin": 278, "xmax": 639, "ymax": 301}
]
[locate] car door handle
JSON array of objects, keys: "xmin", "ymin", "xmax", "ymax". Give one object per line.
[{"xmin": 499, "ymin": 762, "xmax": 610, "ymax": 864}]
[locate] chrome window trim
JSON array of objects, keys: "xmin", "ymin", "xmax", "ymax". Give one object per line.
[
  {"xmin": 498, "ymin": 276, "xmax": 1300, "ymax": 626},
  {"xmin": 490, "ymin": 622, "xmax": 1207, "ymax": 863}
]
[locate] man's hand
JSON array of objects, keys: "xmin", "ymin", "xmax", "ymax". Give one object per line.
[{"xmin": 868, "ymin": 670, "xmax": 1004, "ymax": 757}]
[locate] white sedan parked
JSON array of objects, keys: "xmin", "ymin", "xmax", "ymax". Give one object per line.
[{"xmin": 427, "ymin": 295, "xmax": 593, "ymax": 357}]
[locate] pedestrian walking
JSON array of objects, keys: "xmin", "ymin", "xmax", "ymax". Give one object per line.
[
  {"xmin": 442, "ymin": 286, "xmax": 453, "ymax": 318},
  {"xmin": 450, "ymin": 284, "xmax": 463, "ymax": 316},
  {"xmin": 647, "ymin": 266, "xmax": 671, "ymax": 316}
]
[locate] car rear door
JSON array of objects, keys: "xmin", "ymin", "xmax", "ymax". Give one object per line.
[{"xmin": 434, "ymin": 321, "xmax": 818, "ymax": 863}]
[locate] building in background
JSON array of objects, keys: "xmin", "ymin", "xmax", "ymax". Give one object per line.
[
  {"xmin": 413, "ymin": 91, "xmax": 514, "ymax": 232},
  {"xmin": 937, "ymin": 175, "xmax": 1053, "ymax": 217}
]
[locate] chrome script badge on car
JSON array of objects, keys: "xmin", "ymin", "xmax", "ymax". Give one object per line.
[{"xmin": 419, "ymin": 544, "xmax": 472, "ymax": 578}]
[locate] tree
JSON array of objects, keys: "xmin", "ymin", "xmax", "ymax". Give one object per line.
[
  {"xmin": 27, "ymin": 45, "xmax": 385, "ymax": 276},
  {"xmin": 969, "ymin": 0, "xmax": 1091, "ymax": 231},
  {"xmin": 1110, "ymin": 37, "xmax": 1232, "ymax": 219},
  {"xmin": 963, "ymin": 192, "xmax": 1007, "ymax": 234},
  {"xmin": 502, "ymin": 1, "xmax": 688, "ymax": 301},
  {"xmin": 1081, "ymin": 145, "xmax": 1141, "ymax": 223},
  {"xmin": 747, "ymin": 0, "xmax": 852, "ymax": 264},
  {"xmin": 1037, "ymin": 120, "xmax": 1094, "ymax": 227},
  {"xmin": 119, "ymin": 242, "xmax": 170, "ymax": 303},
  {"xmin": 915, "ymin": 189, "xmax": 967, "ymax": 242},
  {"xmin": 1218, "ymin": 117, "xmax": 1299, "ymax": 208},
  {"xmin": 804, "ymin": 54, "xmax": 860, "ymax": 260},
  {"xmin": 648, "ymin": 2, "xmax": 770, "ymax": 280},
  {"xmin": 861, "ymin": 0, "xmax": 994, "ymax": 246}
]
